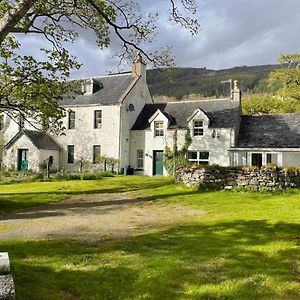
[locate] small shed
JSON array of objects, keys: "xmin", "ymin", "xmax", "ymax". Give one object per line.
[{"xmin": 3, "ymin": 130, "xmax": 61, "ymax": 172}]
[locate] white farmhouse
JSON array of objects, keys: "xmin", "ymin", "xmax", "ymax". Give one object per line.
[{"xmin": 1, "ymin": 57, "xmax": 300, "ymax": 175}]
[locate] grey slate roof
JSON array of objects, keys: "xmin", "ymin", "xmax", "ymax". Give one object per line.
[
  {"xmin": 236, "ymin": 114, "xmax": 300, "ymax": 148},
  {"xmin": 132, "ymin": 99, "xmax": 240, "ymax": 130},
  {"xmin": 24, "ymin": 130, "xmax": 61, "ymax": 150},
  {"xmin": 59, "ymin": 73, "xmax": 135, "ymax": 106},
  {"xmin": 4, "ymin": 130, "xmax": 61, "ymax": 150}
]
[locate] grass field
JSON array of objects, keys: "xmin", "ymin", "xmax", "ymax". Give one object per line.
[{"xmin": 0, "ymin": 176, "xmax": 299, "ymax": 299}]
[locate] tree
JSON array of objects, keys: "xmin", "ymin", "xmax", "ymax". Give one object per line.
[
  {"xmin": 242, "ymin": 94, "xmax": 300, "ymax": 115},
  {"xmin": 269, "ymin": 53, "xmax": 300, "ymax": 101},
  {"xmin": 0, "ymin": 1, "xmax": 199, "ymax": 130}
]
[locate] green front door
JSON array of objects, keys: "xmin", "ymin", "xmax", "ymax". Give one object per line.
[
  {"xmin": 153, "ymin": 151, "xmax": 163, "ymax": 175},
  {"xmin": 18, "ymin": 149, "xmax": 29, "ymax": 171}
]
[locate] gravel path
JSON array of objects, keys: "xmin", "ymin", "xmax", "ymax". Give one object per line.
[{"xmin": 0, "ymin": 192, "xmax": 204, "ymax": 241}]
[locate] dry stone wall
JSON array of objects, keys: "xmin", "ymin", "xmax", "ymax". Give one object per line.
[
  {"xmin": 175, "ymin": 166, "xmax": 300, "ymax": 190},
  {"xmin": 0, "ymin": 252, "xmax": 15, "ymax": 300}
]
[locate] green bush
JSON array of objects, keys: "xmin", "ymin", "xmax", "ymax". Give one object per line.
[
  {"xmin": 33, "ymin": 173, "xmax": 44, "ymax": 181},
  {"xmin": 0, "ymin": 169, "xmax": 114, "ymax": 184},
  {"xmin": 54, "ymin": 172, "xmax": 80, "ymax": 181},
  {"xmin": 100, "ymin": 172, "xmax": 114, "ymax": 177},
  {"xmin": 81, "ymin": 173, "xmax": 103, "ymax": 180},
  {"xmin": 68, "ymin": 173, "xmax": 81, "ymax": 180}
]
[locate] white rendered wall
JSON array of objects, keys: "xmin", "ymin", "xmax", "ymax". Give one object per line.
[
  {"xmin": 119, "ymin": 76, "xmax": 153, "ymax": 169},
  {"xmin": 233, "ymin": 151, "xmax": 300, "ymax": 168},
  {"xmin": 53, "ymin": 104, "xmax": 121, "ymax": 172},
  {"xmin": 130, "ymin": 120, "xmax": 233, "ymax": 176},
  {"xmin": 3, "ymin": 114, "xmax": 41, "ymax": 146},
  {"xmin": 3, "ymin": 135, "xmax": 39, "ymax": 172},
  {"xmin": 282, "ymin": 152, "xmax": 300, "ymax": 167},
  {"xmin": 39, "ymin": 149, "xmax": 60, "ymax": 172}
]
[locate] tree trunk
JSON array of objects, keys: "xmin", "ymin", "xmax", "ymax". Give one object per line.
[{"xmin": 0, "ymin": 0, "xmax": 38, "ymax": 45}]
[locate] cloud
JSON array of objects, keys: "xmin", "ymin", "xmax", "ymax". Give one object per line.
[{"xmin": 13, "ymin": 0, "xmax": 300, "ymax": 77}]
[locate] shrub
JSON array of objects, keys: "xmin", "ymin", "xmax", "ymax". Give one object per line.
[
  {"xmin": 100, "ymin": 172, "xmax": 114, "ymax": 177},
  {"xmin": 67, "ymin": 173, "xmax": 81, "ymax": 180},
  {"xmin": 54, "ymin": 172, "xmax": 80, "ymax": 181},
  {"xmin": 81, "ymin": 172, "xmax": 103, "ymax": 180},
  {"xmin": 33, "ymin": 173, "xmax": 44, "ymax": 181}
]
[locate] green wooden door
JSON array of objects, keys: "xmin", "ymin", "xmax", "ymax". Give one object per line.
[
  {"xmin": 18, "ymin": 149, "xmax": 29, "ymax": 171},
  {"xmin": 153, "ymin": 151, "xmax": 163, "ymax": 175}
]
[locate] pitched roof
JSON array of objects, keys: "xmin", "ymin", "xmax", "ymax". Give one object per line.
[
  {"xmin": 4, "ymin": 130, "xmax": 61, "ymax": 150},
  {"xmin": 59, "ymin": 73, "xmax": 137, "ymax": 106},
  {"xmin": 236, "ymin": 114, "xmax": 300, "ymax": 148},
  {"xmin": 132, "ymin": 99, "xmax": 240, "ymax": 130}
]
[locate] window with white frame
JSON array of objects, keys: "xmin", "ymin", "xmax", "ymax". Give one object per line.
[
  {"xmin": 154, "ymin": 121, "xmax": 164, "ymax": 136},
  {"xmin": 187, "ymin": 151, "xmax": 209, "ymax": 165},
  {"xmin": 93, "ymin": 145, "xmax": 101, "ymax": 164},
  {"xmin": 94, "ymin": 110, "xmax": 102, "ymax": 128},
  {"xmin": 137, "ymin": 149, "xmax": 144, "ymax": 169},
  {"xmin": 68, "ymin": 110, "xmax": 75, "ymax": 129},
  {"xmin": 267, "ymin": 153, "xmax": 278, "ymax": 165},
  {"xmin": 82, "ymin": 81, "xmax": 92, "ymax": 94},
  {"xmin": 193, "ymin": 120, "xmax": 204, "ymax": 136}
]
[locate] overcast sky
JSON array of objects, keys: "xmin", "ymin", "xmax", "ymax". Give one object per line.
[{"xmin": 23, "ymin": 0, "xmax": 300, "ymax": 78}]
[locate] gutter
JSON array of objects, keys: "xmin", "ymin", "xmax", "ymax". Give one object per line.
[{"xmin": 229, "ymin": 147, "xmax": 300, "ymax": 152}]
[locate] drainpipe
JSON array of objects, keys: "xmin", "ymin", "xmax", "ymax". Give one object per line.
[{"xmin": 118, "ymin": 105, "xmax": 122, "ymax": 173}]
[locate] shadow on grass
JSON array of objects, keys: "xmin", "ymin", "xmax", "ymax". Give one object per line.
[
  {"xmin": 0, "ymin": 177, "xmax": 176, "ymax": 215},
  {"xmin": 0, "ymin": 189, "xmax": 198, "ymax": 220},
  {"xmin": 0, "ymin": 177, "xmax": 175, "ymax": 196},
  {"xmin": 2, "ymin": 220, "xmax": 300, "ymax": 299}
]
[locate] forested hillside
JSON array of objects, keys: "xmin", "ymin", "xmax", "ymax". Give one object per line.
[{"xmin": 147, "ymin": 65, "xmax": 279, "ymax": 100}]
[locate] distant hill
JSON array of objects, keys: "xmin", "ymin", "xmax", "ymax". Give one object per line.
[{"xmin": 146, "ymin": 65, "xmax": 279, "ymax": 101}]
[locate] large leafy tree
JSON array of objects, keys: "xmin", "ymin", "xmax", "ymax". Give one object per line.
[
  {"xmin": 269, "ymin": 53, "xmax": 300, "ymax": 101},
  {"xmin": 0, "ymin": 0, "xmax": 199, "ymax": 131},
  {"xmin": 242, "ymin": 54, "xmax": 300, "ymax": 116}
]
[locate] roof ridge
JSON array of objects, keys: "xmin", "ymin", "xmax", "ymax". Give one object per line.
[
  {"xmin": 69, "ymin": 72, "xmax": 132, "ymax": 81},
  {"xmin": 167, "ymin": 98, "xmax": 231, "ymax": 104}
]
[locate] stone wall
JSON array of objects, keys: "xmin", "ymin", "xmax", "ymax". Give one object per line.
[
  {"xmin": 175, "ymin": 166, "xmax": 300, "ymax": 190},
  {"xmin": 0, "ymin": 252, "xmax": 15, "ymax": 299}
]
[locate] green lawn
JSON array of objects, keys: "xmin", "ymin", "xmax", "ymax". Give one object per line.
[
  {"xmin": 0, "ymin": 176, "xmax": 173, "ymax": 213},
  {"xmin": 0, "ymin": 176, "xmax": 299, "ymax": 299}
]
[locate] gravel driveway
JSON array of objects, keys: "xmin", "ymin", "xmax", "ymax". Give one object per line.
[{"xmin": 0, "ymin": 192, "xmax": 204, "ymax": 241}]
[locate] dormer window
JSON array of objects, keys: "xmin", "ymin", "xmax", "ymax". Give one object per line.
[
  {"xmin": 193, "ymin": 120, "xmax": 203, "ymax": 136},
  {"xmin": 82, "ymin": 80, "xmax": 92, "ymax": 94},
  {"xmin": 82, "ymin": 78, "xmax": 102, "ymax": 95},
  {"xmin": 154, "ymin": 121, "xmax": 164, "ymax": 137}
]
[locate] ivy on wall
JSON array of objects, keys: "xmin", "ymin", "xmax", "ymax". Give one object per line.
[{"xmin": 163, "ymin": 129, "xmax": 192, "ymax": 175}]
